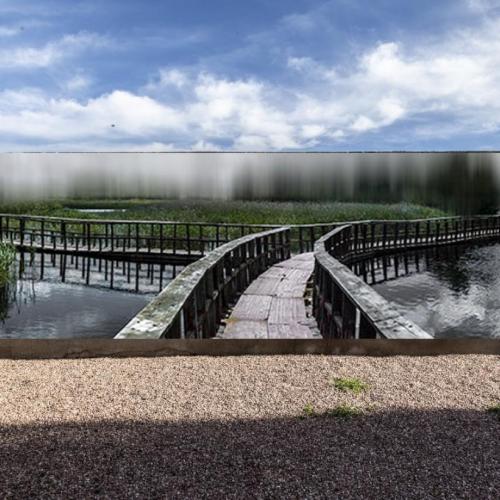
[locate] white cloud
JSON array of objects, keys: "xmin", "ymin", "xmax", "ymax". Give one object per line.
[
  {"xmin": 330, "ymin": 130, "xmax": 345, "ymax": 140},
  {"xmin": 301, "ymin": 124, "xmax": 326, "ymax": 139},
  {"xmin": 281, "ymin": 12, "xmax": 316, "ymax": 32},
  {"xmin": 157, "ymin": 69, "xmax": 189, "ymax": 88},
  {"xmin": 0, "ymin": 25, "xmax": 20, "ymax": 37},
  {"xmin": 0, "ymin": 31, "xmax": 109, "ymax": 69},
  {"xmin": 191, "ymin": 140, "xmax": 221, "ymax": 151},
  {"xmin": 5, "ymin": 15, "xmax": 500, "ymax": 150},
  {"xmin": 351, "ymin": 116, "xmax": 376, "ymax": 132},
  {"xmin": 287, "ymin": 56, "xmax": 336, "ymax": 80},
  {"xmin": 466, "ymin": 0, "xmax": 500, "ymax": 12},
  {"xmin": 64, "ymin": 74, "xmax": 92, "ymax": 91},
  {"xmin": 0, "ymin": 90, "xmax": 185, "ymax": 142}
]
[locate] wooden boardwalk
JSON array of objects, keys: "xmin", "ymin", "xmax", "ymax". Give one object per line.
[{"xmin": 221, "ymin": 253, "xmax": 319, "ymax": 339}]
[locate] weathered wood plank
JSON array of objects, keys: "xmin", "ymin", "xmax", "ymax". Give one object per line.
[
  {"xmin": 221, "ymin": 253, "xmax": 316, "ymax": 339},
  {"xmin": 245, "ymin": 278, "xmax": 281, "ymax": 296},
  {"xmin": 275, "ymin": 259, "xmax": 315, "ymax": 271},
  {"xmin": 230, "ymin": 295, "xmax": 272, "ymax": 321},
  {"xmin": 258, "ymin": 267, "xmax": 288, "ymax": 280},
  {"xmin": 222, "ymin": 320, "xmax": 268, "ymax": 339},
  {"xmin": 275, "ymin": 279, "xmax": 306, "ymax": 298},
  {"xmin": 278, "ymin": 268, "xmax": 313, "ymax": 284},
  {"xmin": 268, "ymin": 323, "xmax": 315, "ymax": 339},
  {"xmin": 268, "ymin": 297, "xmax": 307, "ymax": 325}
]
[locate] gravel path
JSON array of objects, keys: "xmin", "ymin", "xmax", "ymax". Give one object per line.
[{"xmin": 0, "ymin": 355, "xmax": 498, "ymax": 499}]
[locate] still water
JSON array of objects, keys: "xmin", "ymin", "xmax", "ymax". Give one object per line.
[
  {"xmin": 0, "ymin": 251, "xmax": 181, "ymax": 339},
  {"xmin": 351, "ymin": 242, "xmax": 500, "ymax": 338}
]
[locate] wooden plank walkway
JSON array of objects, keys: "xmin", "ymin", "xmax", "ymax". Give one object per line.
[
  {"xmin": 221, "ymin": 253, "xmax": 320, "ymax": 339},
  {"xmin": 11, "ymin": 240, "xmax": 199, "ymax": 264}
]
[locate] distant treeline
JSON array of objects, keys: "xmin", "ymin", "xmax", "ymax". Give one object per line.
[
  {"xmin": 233, "ymin": 153, "xmax": 499, "ymax": 214},
  {"xmin": 1, "ymin": 152, "xmax": 499, "ymax": 214}
]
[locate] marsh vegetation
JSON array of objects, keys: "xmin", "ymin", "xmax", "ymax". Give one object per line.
[{"xmin": 0, "ymin": 199, "xmax": 448, "ymax": 225}]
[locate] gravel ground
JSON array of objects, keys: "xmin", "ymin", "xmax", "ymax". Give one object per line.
[{"xmin": 0, "ymin": 354, "xmax": 498, "ymax": 499}]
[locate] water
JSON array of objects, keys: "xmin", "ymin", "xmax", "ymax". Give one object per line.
[
  {"xmin": 0, "ymin": 281, "xmax": 151, "ymax": 339},
  {"xmin": 72, "ymin": 208, "xmax": 126, "ymax": 213},
  {"xmin": 0, "ymin": 251, "xmax": 182, "ymax": 339},
  {"xmin": 351, "ymin": 242, "xmax": 500, "ymax": 338}
]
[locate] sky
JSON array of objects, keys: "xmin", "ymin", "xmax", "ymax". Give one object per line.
[{"xmin": 1, "ymin": 0, "xmax": 500, "ymax": 151}]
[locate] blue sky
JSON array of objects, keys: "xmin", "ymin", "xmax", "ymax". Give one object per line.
[{"xmin": 1, "ymin": 0, "xmax": 500, "ymax": 151}]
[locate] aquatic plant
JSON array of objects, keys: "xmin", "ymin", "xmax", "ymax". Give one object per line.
[
  {"xmin": 0, "ymin": 243, "xmax": 15, "ymax": 322},
  {"xmin": 0, "ymin": 243, "xmax": 16, "ymax": 286},
  {"xmin": 0, "ymin": 199, "xmax": 448, "ymax": 225}
]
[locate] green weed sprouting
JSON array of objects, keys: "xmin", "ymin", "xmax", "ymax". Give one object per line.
[
  {"xmin": 325, "ymin": 405, "xmax": 364, "ymax": 419},
  {"xmin": 301, "ymin": 403, "xmax": 316, "ymax": 418},
  {"xmin": 487, "ymin": 403, "xmax": 500, "ymax": 419},
  {"xmin": 330, "ymin": 377, "xmax": 368, "ymax": 394},
  {"xmin": 300, "ymin": 403, "xmax": 364, "ymax": 420}
]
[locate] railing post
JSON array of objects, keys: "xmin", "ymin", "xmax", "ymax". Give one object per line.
[
  {"xmin": 359, "ymin": 313, "xmax": 377, "ymax": 339},
  {"xmin": 19, "ymin": 218, "xmax": 25, "ymax": 246},
  {"xmin": 341, "ymin": 296, "xmax": 356, "ymax": 339},
  {"xmin": 285, "ymin": 229, "xmax": 291, "ymax": 259}
]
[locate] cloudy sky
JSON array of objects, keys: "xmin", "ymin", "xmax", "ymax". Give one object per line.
[{"xmin": 1, "ymin": 0, "xmax": 500, "ymax": 151}]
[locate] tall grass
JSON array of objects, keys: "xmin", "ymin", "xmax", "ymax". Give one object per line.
[
  {"xmin": 0, "ymin": 243, "xmax": 16, "ymax": 286},
  {"xmin": 0, "ymin": 199, "xmax": 449, "ymax": 225}
]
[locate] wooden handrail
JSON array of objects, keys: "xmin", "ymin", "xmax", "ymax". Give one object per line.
[
  {"xmin": 2, "ymin": 213, "xmax": 495, "ymax": 257},
  {"xmin": 115, "ymin": 226, "xmax": 291, "ymax": 339},
  {"xmin": 313, "ymin": 214, "xmax": 500, "ymax": 339}
]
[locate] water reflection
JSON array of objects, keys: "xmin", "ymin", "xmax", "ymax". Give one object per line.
[
  {"xmin": 350, "ymin": 243, "xmax": 500, "ymax": 338},
  {"xmin": 0, "ymin": 251, "xmax": 182, "ymax": 339},
  {"xmin": 16, "ymin": 250, "xmax": 182, "ymax": 293}
]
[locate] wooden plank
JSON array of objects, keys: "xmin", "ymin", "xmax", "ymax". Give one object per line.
[
  {"xmin": 230, "ymin": 295, "xmax": 272, "ymax": 321},
  {"xmin": 245, "ymin": 278, "xmax": 281, "ymax": 296},
  {"xmin": 258, "ymin": 267, "xmax": 288, "ymax": 280},
  {"xmin": 275, "ymin": 279, "xmax": 305, "ymax": 298},
  {"xmin": 268, "ymin": 323, "xmax": 315, "ymax": 339},
  {"xmin": 222, "ymin": 320, "xmax": 268, "ymax": 339},
  {"xmin": 222, "ymin": 253, "xmax": 315, "ymax": 338},
  {"xmin": 279, "ymin": 268, "xmax": 313, "ymax": 284},
  {"xmin": 268, "ymin": 297, "xmax": 307, "ymax": 325},
  {"xmin": 274, "ymin": 259, "xmax": 314, "ymax": 271}
]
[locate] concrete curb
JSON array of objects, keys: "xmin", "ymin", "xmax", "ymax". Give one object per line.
[{"xmin": 0, "ymin": 339, "xmax": 498, "ymax": 359}]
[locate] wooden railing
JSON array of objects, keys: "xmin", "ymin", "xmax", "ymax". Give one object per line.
[
  {"xmin": 115, "ymin": 227, "xmax": 291, "ymax": 339},
  {"xmin": 0, "ymin": 213, "xmax": 343, "ymax": 258},
  {"xmin": 7, "ymin": 213, "xmax": 450, "ymax": 260},
  {"xmin": 0, "ymin": 214, "xmax": 281, "ymax": 262},
  {"xmin": 319, "ymin": 216, "xmax": 500, "ymax": 261},
  {"xmin": 313, "ymin": 214, "xmax": 500, "ymax": 339}
]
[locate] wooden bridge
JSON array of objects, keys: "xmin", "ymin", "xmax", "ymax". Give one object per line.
[
  {"xmin": 221, "ymin": 253, "xmax": 318, "ymax": 339},
  {"xmin": 0, "ymin": 214, "xmax": 334, "ymax": 263},
  {"xmin": 115, "ymin": 214, "xmax": 500, "ymax": 340},
  {"xmin": 3, "ymin": 213, "xmax": 500, "ymax": 340}
]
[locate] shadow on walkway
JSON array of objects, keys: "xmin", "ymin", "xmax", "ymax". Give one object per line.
[{"xmin": 1, "ymin": 409, "xmax": 498, "ymax": 498}]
